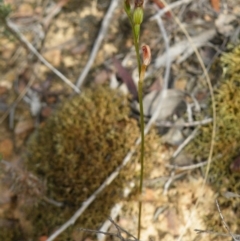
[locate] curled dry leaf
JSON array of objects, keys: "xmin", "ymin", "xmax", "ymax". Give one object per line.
[
  {"xmin": 141, "ymin": 89, "xmax": 185, "ymax": 121},
  {"xmin": 170, "ymin": 151, "xmax": 194, "ymax": 167},
  {"xmin": 14, "ymin": 119, "xmax": 34, "ymax": 135},
  {"xmin": 155, "ymin": 29, "xmax": 216, "ymax": 68},
  {"xmin": 215, "ymin": 13, "xmax": 236, "ymax": 37}
]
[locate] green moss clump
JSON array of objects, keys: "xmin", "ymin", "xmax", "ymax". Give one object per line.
[
  {"xmin": 15, "ymin": 85, "xmax": 160, "ymax": 240},
  {"xmin": 186, "ymin": 45, "xmax": 240, "ymax": 231},
  {"xmin": 0, "ymin": 226, "xmax": 24, "ymax": 241}
]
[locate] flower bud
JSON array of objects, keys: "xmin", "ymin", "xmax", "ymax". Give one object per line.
[
  {"xmin": 142, "ymin": 45, "xmax": 151, "ymax": 66},
  {"xmin": 124, "ymin": 0, "xmax": 131, "ymax": 15},
  {"xmin": 133, "ymin": 7, "xmax": 143, "ymax": 25}
]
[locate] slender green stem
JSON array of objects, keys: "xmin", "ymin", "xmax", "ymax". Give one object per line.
[
  {"xmin": 124, "ymin": 5, "xmax": 145, "ymax": 240},
  {"xmin": 133, "ymin": 31, "xmax": 141, "ymax": 75},
  {"xmin": 137, "ymin": 65, "xmax": 146, "ymax": 240}
]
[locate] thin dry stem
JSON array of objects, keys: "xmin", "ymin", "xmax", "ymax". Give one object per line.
[
  {"xmin": 172, "ymin": 127, "xmax": 199, "ymax": 159},
  {"xmin": 79, "ymin": 217, "xmax": 139, "ymax": 241},
  {"xmin": 215, "ymin": 199, "xmax": 237, "ymax": 241},
  {"xmin": 166, "ymin": 161, "xmax": 208, "ymax": 171},
  {"xmin": 0, "ymin": 75, "xmax": 35, "ymax": 125},
  {"xmin": 76, "ymin": 0, "xmax": 120, "ymax": 88},
  {"xmin": 195, "ymin": 229, "xmax": 240, "ymax": 238},
  {"xmin": 156, "ymin": 118, "xmax": 212, "ymax": 127},
  {"xmin": 194, "ymin": 200, "xmax": 240, "ymax": 240}
]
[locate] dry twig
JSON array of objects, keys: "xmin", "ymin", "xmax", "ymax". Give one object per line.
[
  {"xmin": 98, "ymin": 203, "xmax": 123, "ymax": 241},
  {"xmin": 166, "ymin": 161, "xmax": 208, "ymax": 171},
  {"xmin": 156, "ymin": 118, "xmax": 212, "ymax": 127},
  {"xmin": 4, "ymin": 19, "xmax": 80, "ymax": 93},
  {"xmin": 195, "ymin": 229, "xmax": 240, "ymax": 238},
  {"xmin": 0, "ymin": 75, "xmax": 35, "ymax": 125},
  {"xmin": 194, "ymin": 200, "xmax": 240, "ymax": 240},
  {"xmin": 76, "ymin": 0, "xmax": 120, "ymax": 88},
  {"xmin": 172, "ymin": 127, "xmax": 199, "ymax": 159},
  {"xmin": 215, "ymin": 199, "xmax": 237, "ymax": 241},
  {"xmin": 79, "ymin": 217, "xmax": 139, "ymax": 241}
]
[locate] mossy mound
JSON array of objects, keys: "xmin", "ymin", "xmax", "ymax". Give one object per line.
[
  {"xmin": 186, "ymin": 45, "xmax": 240, "ymax": 232},
  {"xmin": 13, "ymin": 85, "xmax": 160, "ymax": 240},
  {"xmin": 0, "ymin": 226, "xmax": 24, "ymax": 241}
]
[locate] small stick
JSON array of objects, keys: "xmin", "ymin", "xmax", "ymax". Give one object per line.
[
  {"xmin": 97, "ymin": 203, "xmax": 122, "ymax": 241},
  {"xmin": 163, "ymin": 171, "xmax": 186, "ymax": 194},
  {"xmin": 108, "ymin": 217, "xmax": 138, "ymax": 241},
  {"xmin": 166, "ymin": 161, "xmax": 207, "ymax": 171},
  {"xmin": 156, "ymin": 118, "xmax": 212, "ymax": 127},
  {"xmin": 5, "ymin": 19, "xmax": 80, "ymax": 93},
  {"xmin": 0, "ymin": 75, "xmax": 35, "ymax": 125},
  {"xmin": 76, "ymin": 0, "xmax": 120, "ymax": 88},
  {"xmin": 154, "ymin": 11, "xmax": 171, "ymax": 90},
  {"xmin": 215, "ymin": 199, "xmax": 237, "ymax": 241},
  {"xmin": 79, "ymin": 217, "xmax": 139, "ymax": 241},
  {"xmin": 172, "ymin": 127, "xmax": 199, "ymax": 159},
  {"xmin": 195, "ymin": 229, "xmax": 239, "ymax": 238}
]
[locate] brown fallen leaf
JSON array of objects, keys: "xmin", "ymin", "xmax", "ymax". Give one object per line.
[
  {"xmin": 0, "ymin": 139, "xmax": 13, "ymax": 159},
  {"xmin": 141, "ymin": 89, "xmax": 185, "ymax": 121},
  {"xmin": 14, "ymin": 119, "xmax": 34, "ymax": 135},
  {"xmin": 210, "ymin": 0, "xmax": 220, "ymax": 12}
]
